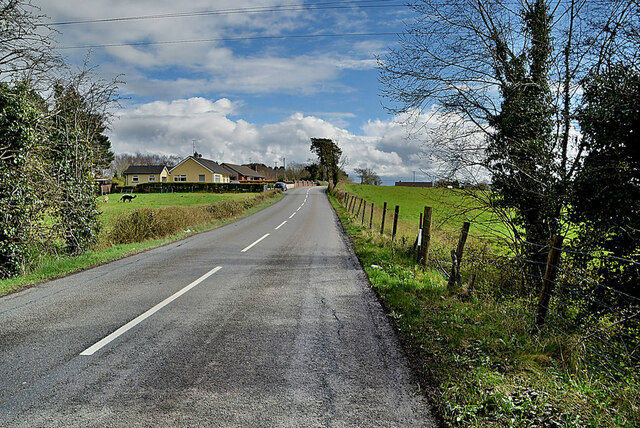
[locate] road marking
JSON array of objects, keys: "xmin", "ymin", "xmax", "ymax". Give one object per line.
[
  {"xmin": 241, "ymin": 233, "xmax": 270, "ymax": 253},
  {"xmin": 80, "ymin": 266, "xmax": 222, "ymax": 356},
  {"xmin": 296, "ymin": 207, "xmax": 301, "ymax": 212},
  {"xmin": 275, "ymin": 221, "xmax": 287, "ymax": 230},
  {"xmin": 289, "ymin": 212, "xmax": 296, "ymax": 219}
]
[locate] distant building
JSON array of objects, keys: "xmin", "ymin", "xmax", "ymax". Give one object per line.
[
  {"xmin": 395, "ymin": 181, "xmax": 433, "ymax": 188},
  {"xmin": 123, "ymin": 155, "xmax": 231, "ymax": 185},
  {"xmin": 169, "ymin": 156, "xmax": 231, "ymax": 183},
  {"xmin": 123, "ymin": 165, "xmax": 169, "ymax": 186},
  {"xmin": 221, "ymin": 163, "xmax": 266, "ymax": 182}
]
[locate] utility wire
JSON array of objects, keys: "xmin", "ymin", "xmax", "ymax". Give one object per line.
[
  {"xmin": 48, "ymin": 0, "xmax": 404, "ymax": 26},
  {"xmin": 58, "ymin": 32, "xmax": 399, "ymax": 50}
]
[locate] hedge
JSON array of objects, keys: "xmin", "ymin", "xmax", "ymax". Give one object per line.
[{"xmin": 114, "ymin": 182, "xmax": 267, "ymax": 194}]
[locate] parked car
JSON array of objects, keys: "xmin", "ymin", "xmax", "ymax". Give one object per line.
[{"xmin": 274, "ymin": 182, "xmax": 287, "ymax": 191}]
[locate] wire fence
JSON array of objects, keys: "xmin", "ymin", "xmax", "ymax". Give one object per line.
[{"xmin": 334, "ymin": 188, "xmax": 640, "ymax": 379}]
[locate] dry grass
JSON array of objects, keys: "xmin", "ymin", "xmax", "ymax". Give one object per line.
[{"xmin": 105, "ymin": 190, "xmax": 279, "ymax": 245}]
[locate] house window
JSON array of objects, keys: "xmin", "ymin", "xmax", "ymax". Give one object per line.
[
  {"xmin": 214, "ymin": 174, "xmax": 221, "ymax": 183},
  {"xmin": 162, "ymin": 176, "xmax": 167, "ymax": 182},
  {"xmin": 174, "ymin": 175, "xmax": 186, "ymax": 182},
  {"xmin": 132, "ymin": 175, "xmax": 139, "ymax": 183},
  {"xmin": 198, "ymin": 174, "xmax": 205, "ymax": 182},
  {"xmin": 149, "ymin": 175, "xmax": 155, "ymax": 182}
]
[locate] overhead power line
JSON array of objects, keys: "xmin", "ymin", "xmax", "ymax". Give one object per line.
[
  {"xmin": 58, "ymin": 32, "xmax": 399, "ymax": 50},
  {"xmin": 46, "ymin": 0, "xmax": 621, "ymax": 27},
  {"xmin": 48, "ymin": 0, "xmax": 404, "ymax": 26}
]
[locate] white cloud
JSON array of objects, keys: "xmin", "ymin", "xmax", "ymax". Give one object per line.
[
  {"xmin": 108, "ymin": 97, "xmax": 434, "ymax": 180},
  {"xmin": 45, "ymin": 0, "xmax": 381, "ymax": 98}
]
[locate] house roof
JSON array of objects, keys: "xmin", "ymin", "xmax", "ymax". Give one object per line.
[
  {"xmin": 169, "ymin": 156, "xmax": 230, "ymax": 176},
  {"xmin": 123, "ymin": 165, "xmax": 167, "ymax": 175},
  {"xmin": 221, "ymin": 163, "xmax": 266, "ymax": 179}
]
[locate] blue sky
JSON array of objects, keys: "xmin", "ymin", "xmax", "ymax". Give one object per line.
[{"xmin": 41, "ymin": 0, "xmax": 437, "ymax": 184}]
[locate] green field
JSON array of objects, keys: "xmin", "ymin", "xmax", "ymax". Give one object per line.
[
  {"xmin": 98, "ymin": 192, "xmax": 253, "ymax": 227},
  {"xmin": 342, "ymin": 183, "xmax": 470, "ymax": 226},
  {"xmin": 340, "ymin": 183, "xmax": 508, "ymax": 248}
]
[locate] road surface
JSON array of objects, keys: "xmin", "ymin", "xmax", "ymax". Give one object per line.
[{"xmin": 0, "ymin": 186, "xmax": 436, "ymax": 427}]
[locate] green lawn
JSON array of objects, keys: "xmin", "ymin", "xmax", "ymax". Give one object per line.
[{"xmin": 98, "ymin": 192, "xmax": 253, "ymax": 227}]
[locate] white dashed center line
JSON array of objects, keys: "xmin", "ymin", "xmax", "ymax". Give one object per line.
[
  {"xmin": 80, "ymin": 266, "xmax": 223, "ymax": 356},
  {"xmin": 241, "ymin": 233, "xmax": 270, "ymax": 253},
  {"xmin": 289, "ymin": 212, "xmax": 296, "ymax": 219},
  {"xmin": 275, "ymin": 221, "xmax": 287, "ymax": 230}
]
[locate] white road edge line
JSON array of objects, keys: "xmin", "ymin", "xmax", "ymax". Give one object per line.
[
  {"xmin": 275, "ymin": 221, "xmax": 287, "ymax": 230},
  {"xmin": 80, "ymin": 266, "xmax": 223, "ymax": 356},
  {"xmin": 289, "ymin": 212, "xmax": 296, "ymax": 219},
  {"xmin": 241, "ymin": 233, "xmax": 270, "ymax": 253}
]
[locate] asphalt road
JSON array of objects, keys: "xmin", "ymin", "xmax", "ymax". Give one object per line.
[{"xmin": 0, "ymin": 186, "xmax": 436, "ymax": 427}]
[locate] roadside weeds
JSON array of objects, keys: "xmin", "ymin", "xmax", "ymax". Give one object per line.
[{"xmin": 328, "ymin": 190, "xmax": 639, "ymax": 427}]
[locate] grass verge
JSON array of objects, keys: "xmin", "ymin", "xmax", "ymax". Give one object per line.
[
  {"xmin": 329, "ymin": 191, "xmax": 639, "ymax": 427},
  {"xmin": 0, "ymin": 191, "xmax": 283, "ymax": 296}
]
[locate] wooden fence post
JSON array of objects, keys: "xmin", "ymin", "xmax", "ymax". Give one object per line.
[
  {"xmin": 392, "ymin": 205, "xmax": 400, "ymax": 241},
  {"xmin": 356, "ymin": 198, "xmax": 363, "ymax": 217},
  {"xmin": 531, "ymin": 235, "xmax": 564, "ymax": 334},
  {"xmin": 361, "ymin": 201, "xmax": 367, "ymax": 225},
  {"xmin": 413, "ymin": 213, "xmax": 423, "ymax": 259},
  {"xmin": 466, "ymin": 273, "xmax": 476, "ymax": 295},
  {"xmin": 380, "ymin": 202, "xmax": 387, "ymax": 235},
  {"xmin": 419, "ymin": 206, "xmax": 433, "ymax": 267},
  {"xmin": 462, "ymin": 273, "xmax": 476, "ymax": 300},
  {"xmin": 369, "ymin": 203, "xmax": 374, "ymax": 229},
  {"xmin": 447, "ymin": 222, "xmax": 471, "ymax": 289}
]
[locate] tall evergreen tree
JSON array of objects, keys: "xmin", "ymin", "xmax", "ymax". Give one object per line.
[{"xmin": 310, "ymin": 138, "xmax": 343, "ymax": 185}]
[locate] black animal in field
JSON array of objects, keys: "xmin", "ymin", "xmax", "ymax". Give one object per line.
[{"xmin": 119, "ymin": 194, "xmax": 137, "ymax": 203}]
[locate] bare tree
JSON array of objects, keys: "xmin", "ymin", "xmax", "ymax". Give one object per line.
[
  {"xmin": 0, "ymin": 0, "xmax": 61, "ymax": 83},
  {"xmin": 110, "ymin": 152, "xmax": 182, "ymax": 178},
  {"xmin": 354, "ymin": 167, "xmax": 382, "ymax": 185},
  {"xmin": 283, "ymin": 162, "xmax": 311, "ymax": 180},
  {"xmin": 379, "ymin": 0, "xmax": 637, "ymax": 271}
]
